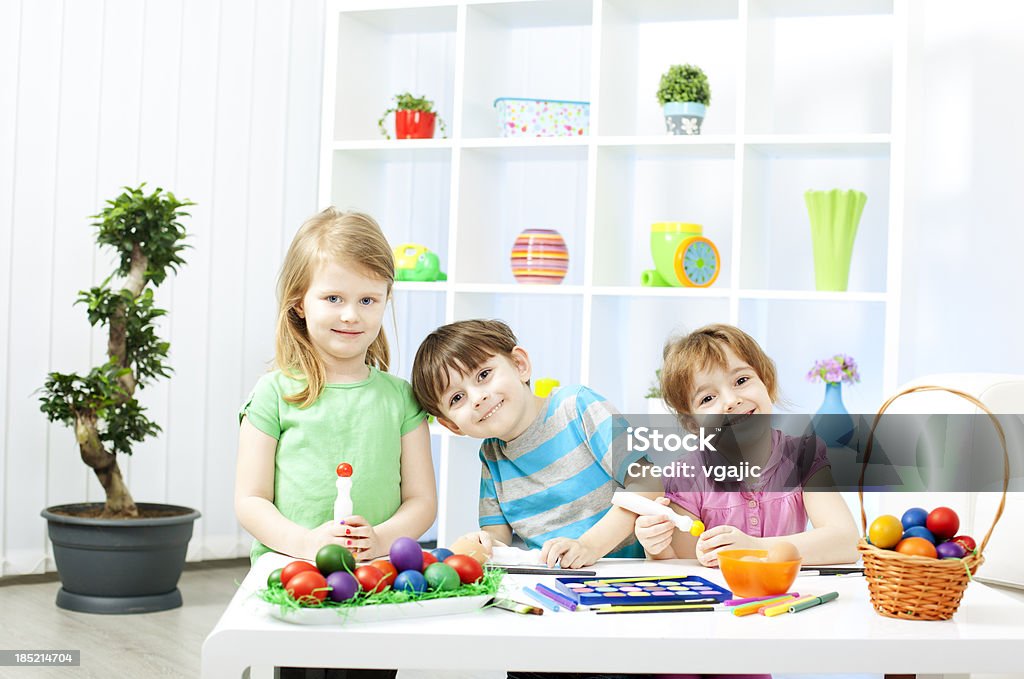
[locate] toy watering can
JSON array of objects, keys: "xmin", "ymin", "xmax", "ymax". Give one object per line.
[
  {"xmin": 393, "ymin": 243, "xmax": 447, "ymax": 282},
  {"xmin": 641, "ymin": 222, "xmax": 720, "ymax": 288}
]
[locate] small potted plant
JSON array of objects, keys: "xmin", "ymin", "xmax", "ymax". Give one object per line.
[
  {"xmin": 38, "ymin": 185, "xmax": 200, "ymax": 614},
  {"xmin": 656, "ymin": 64, "xmax": 711, "ymax": 135},
  {"xmin": 378, "ymin": 92, "xmax": 448, "ymax": 140}
]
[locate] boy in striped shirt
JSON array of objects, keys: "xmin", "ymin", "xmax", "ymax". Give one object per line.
[{"xmin": 412, "ymin": 319, "xmax": 645, "ymax": 568}]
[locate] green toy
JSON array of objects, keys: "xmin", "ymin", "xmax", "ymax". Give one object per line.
[
  {"xmin": 393, "ymin": 243, "xmax": 447, "ymax": 282},
  {"xmin": 641, "ymin": 222, "xmax": 720, "ymax": 288}
]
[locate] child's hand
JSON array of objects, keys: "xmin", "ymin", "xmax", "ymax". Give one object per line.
[
  {"xmin": 540, "ymin": 537, "xmax": 601, "ymax": 569},
  {"xmin": 695, "ymin": 525, "xmax": 762, "ymax": 567},
  {"xmin": 634, "ymin": 497, "xmax": 676, "ymax": 555},
  {"xmin": 304, "ymin": 519, "xmax": 352, "ymax": 561},
  {"xmin": 456, "ymin": 531, "xmax": 505, "ymax": 558},
  {"xmin": 338, "ymin": 515, "xmax": 382, "ymax": 560}
]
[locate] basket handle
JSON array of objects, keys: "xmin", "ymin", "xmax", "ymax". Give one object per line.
[{"xmin": 857, "ymin": 385, "xmax": 1009, "ymax": 557}]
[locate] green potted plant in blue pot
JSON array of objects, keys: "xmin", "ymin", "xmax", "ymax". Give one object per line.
[
  {"xmin": 38, "ymin": 185, "xmax": 200, "ymax": 614},
  {"xmin": 657, "ymin": 64, "xmax": 711, "ymax": 135}
]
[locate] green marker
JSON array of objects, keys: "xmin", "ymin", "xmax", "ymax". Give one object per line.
[{"xmin": 789, "ymin": 591, "xmax": 839, "ymax": 613}]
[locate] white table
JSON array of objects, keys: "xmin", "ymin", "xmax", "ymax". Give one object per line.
[{"xmin": 202, "ymin": 554, "xmax": 1024, "ymax": 677}]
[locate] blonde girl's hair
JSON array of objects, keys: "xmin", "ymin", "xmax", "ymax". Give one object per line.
[
  {"xmin": 660, "ymin": 323, "xmax": 778, "ymax": 415},
  {"xmin": 275, "ymin": 208, "xmax": 394, "ymax": 407}
]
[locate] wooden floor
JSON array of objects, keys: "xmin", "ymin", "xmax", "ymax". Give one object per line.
[{"xmin": 1, "ymin": 560, "xmax": 1022, "ymax": 679}]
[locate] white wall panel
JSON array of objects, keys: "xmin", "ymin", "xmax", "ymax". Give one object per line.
[{"xmin": 0, "ymin": 0, "xmax": 324, "ymax": 575}]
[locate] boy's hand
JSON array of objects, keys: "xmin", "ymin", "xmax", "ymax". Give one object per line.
[
  {"xmin": 453, "ymin": 531, "xmax": 503, "ymax": 561},
  {"xmin": 695, "ymin": 524, "xmax": 762, "ymax": 567},
  {"xmin": 541, "ymin": 537, "xmax": 601, "ymax": 569},
  {"xmin": 634, "ymin": 497, "xmax": 677, "ymax": 555}
]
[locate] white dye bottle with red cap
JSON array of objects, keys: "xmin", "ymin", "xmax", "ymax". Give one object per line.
[{"xmin": 333, "ymin": 462, "xmax": 353, "ymax": 522}]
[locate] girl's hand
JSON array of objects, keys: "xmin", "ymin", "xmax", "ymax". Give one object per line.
[
  {"xmin": 541, "ymin": 537, "xmax": 601, "ymax": 569},
  {"xmin": 695, "ymin": 525, "xmax": 762, "ymax": 567},
  {"xmin": 634, "ymin": 497, "xmax": 677, "ymax": 555},
  {"xmin": 304, "ymin": 519, "xmax": 352, "ymax": 561},
  {"xmin": 337, "ymin": 515, "xmax": 383, "ymax": 561}
]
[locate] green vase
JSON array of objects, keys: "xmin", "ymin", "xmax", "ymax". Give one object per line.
[{"xmin": 804, "ymin": 189, "xmax": 867, "ymax": 292}]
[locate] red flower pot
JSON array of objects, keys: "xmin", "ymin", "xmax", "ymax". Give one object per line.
[{"xmin": 395, "ymin": 110, "xmax": 436, "ymax": 139}]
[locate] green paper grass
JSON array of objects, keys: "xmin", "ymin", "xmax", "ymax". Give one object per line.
[
  {"xmin": 258, "ymin": 567, "xmax": 504, "ymax": 618},
  {"xmin": 805, "ymin": 189, "xmax": 867, "ymax": 292}
]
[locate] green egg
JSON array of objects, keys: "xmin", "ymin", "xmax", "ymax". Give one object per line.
[
  {"xmin": 423, "ymin": 562, "xmax": 461, "ymax": 592},
  {"xmin": 267, "ymin": 568, "xmax": 284, "ymax": 588}
]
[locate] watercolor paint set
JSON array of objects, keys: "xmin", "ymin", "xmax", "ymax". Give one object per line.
[{"xmin": 554, "ymin": 575, "xmax": 732, "ymax": 608}]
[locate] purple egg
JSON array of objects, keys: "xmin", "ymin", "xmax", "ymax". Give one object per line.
[
  {"xmin": 936, "ymin": 541, "xmax": 966, "ymax": 559},
  {"xmin": 326, "ymin": 570, "xmax": 359, "ymax": 602},
  {"xmin": 390, "ymin": 537, "xmax": 424, "ymax": 573}
]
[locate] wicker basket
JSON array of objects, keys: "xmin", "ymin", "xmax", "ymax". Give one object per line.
[{"xmin": 857, "ymin": 385, "xmax": 1010, "ymax": 620}]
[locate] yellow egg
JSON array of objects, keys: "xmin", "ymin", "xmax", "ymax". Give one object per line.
[{"xmin": 766, "ymin": 541, "xmax": 801, "ymax": 563}]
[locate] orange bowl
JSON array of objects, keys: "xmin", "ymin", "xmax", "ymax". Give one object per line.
[{"xmin": 717, "ymin": 549, "xmax": 802, "ymax": 598}]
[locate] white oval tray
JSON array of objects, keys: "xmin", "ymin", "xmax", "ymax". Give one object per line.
[{"xmin": 266, "ymin": 594, "xmax": 491, "ymax": 625}]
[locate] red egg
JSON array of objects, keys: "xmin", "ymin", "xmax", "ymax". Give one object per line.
[
  {"xmin": 286, "ymin": 570, "xmax": 328, "ymax": 604},
  {"xmin": 354, "ymin": 565, "xmax": 388, "ymax": 593},
  {"xmin": 951, "ymin": 535, "xmax": 977, "ymax": 554},
  {"xmin": 444, "ymin": 554, "xmax": 484, "ymax": 584},
  {"xmin": 422, "ymin": 550, "xmax": 438, "ymax": 568},
  {"xmin": 926, "ymin": 507, "xmax": 960, "ymax": 540},
  {"xmin": 370, "ymin": 560, "xmax": 398, "ymax": 587},
  {"xmin": 280, "ymin": 560, "xmax": 319, "ymax": 588}
]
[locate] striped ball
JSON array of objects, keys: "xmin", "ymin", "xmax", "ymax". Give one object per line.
[{"xmin": 510, "ymin": 229, "xmax": 568, "ymax": 284}]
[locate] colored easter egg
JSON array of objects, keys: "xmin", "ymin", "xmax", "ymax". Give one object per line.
[
  {"xmin": 449, "ymin": 536, "xmax": 489, "ymax": 564},
  {"xmin": 510, "ymin": 229, "xmax": 568, "ymax": 284},
  {"xmin": 444, "ymin": 554, "xmax": 485, "ymax": 584},
  {"xmin": 901, "ymin": 507, "xmax": 928, "ymax": 530},
  {"xmin": 354, "ymin": 566, "xmax": 388, "ymax": 594},
  {"xmin": 316, "ymin": 543, "xmax": 355, "ymax": 575},
  {"xmin": 390, "ymin": 537, "xmax": 424, "ymax": 573},
  {"xmin": 868, "ymin": 515, "xmax": 904, "ymax": 549},
  {"xmin": 370, "ymin": 560, "xmax": 398, "ymax": 587},
  {"xmin": 926, "ymin": 507, "xmax": 960, "ymax": 540},
  {"xmin": 267, "ymin": 568, "xmax": 284, "ymax": 588},
  {"xmin": 422, "ymin": 550, "xmax": 438, "ymax": 568},
  {"xmin": 895, "ymin": 537, "xmax": 938, "ymax": 558},
  {"xmin": 431, "ymin": 547, "xmax": 455, "ymax": 562},
  {"xmin": 902, "ymin": 526, "xmax": 936, "ymax": 544},
  {"xmin": 280, "ymin": 560, "xmax": 319, "ymax": 588},
  {"xmin": 287, "ymin": 570, "xmax": 328, "ymax": 604},
  {"xmin": 936, "ymin": 541, "xmax": 966, "ymax": 559},
  {"xmin": 951, "ymin": 535, "xmax": 977, "ymax": 554},
  {"xmin": 424, "ymin": 562, "xmax": 461, "ymax": 592},
  {"xmin": 326, "ymin": 570, "xmax": 359, "ymax": 602},
  {"xmin": 393, "ymin": 570, "xmax": 428, "ymax": 594}
]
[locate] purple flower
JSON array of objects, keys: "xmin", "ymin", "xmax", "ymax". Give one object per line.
[{"xmin": 806, "ymin": 354, "xmax": 861, "ymax": 385}]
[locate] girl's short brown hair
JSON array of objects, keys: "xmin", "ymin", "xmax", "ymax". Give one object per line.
[{"xmin": 660, "ymin": 323, "xmax": 778, "ymax": 414}]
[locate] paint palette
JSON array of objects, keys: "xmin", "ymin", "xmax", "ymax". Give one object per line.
[{"xmin": 554, "ymin": 575, "xmax": 731, "ymax": 608}]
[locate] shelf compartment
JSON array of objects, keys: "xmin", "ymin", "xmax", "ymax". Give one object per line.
[
  {"xmin": 588, "ymin": 295, "xmax": 730, "ymax": 414},
  {"xmin": 331, "ymin": 6, "xmax": 457, "ymax": 141},
  {"xmin": 387, "ymin": 290, "xmax": 447, "ymax": 381},
  {"xmin": 744, "ymin": 11, "xmax": 894, "ymax": 135},
  {"xmin": 598, "ymin": 0, "xmax": 740, "ymax": 136},
  {"xmin": 455, "ymin": 145, "xmax": 587, "ymax": 286},
  {"xmin": 462, "ymin": 0, "xmax": 593, "ymax": 138},
  {"xmin": 737, "ymin": 298, "xmax": 885, "ymax": 415},
  {"xmin": 453, "ymin": 291, "xmax": 584, "ymax": 390},
  {"xmin": 738, "ymin": 144, "xmax": 890, "ymax": 294},
  {"xmin": 592, "ymin": 144, "xmax": 735, "ymax": 288},
  {"xmin": 329, "ymin": 148, "xmax": 452, "ymax": 270}
]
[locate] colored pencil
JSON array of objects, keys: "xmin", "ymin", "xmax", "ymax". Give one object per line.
[
  {"xmin": 490, "ymin": 598, "xmax": 543, "ymax": 615},
  {"xmin": 535, "ymin": 583, "xmax": 578, "ymax": 611}
]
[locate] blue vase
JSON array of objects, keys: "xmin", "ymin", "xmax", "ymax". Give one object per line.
[{"xmin": 811, "ymin": 382, "xmax": 855, "ymax": 447}]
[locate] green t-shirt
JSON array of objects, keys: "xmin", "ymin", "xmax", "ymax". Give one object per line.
[{"xmin": 239, "ymin": 367, "xmax": 426, "ymax": 563}]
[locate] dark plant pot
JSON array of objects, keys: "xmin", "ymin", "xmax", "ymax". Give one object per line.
[
  {"xmin": 395, "ymin": 109, "xmax": 436, "ymax": 139},
  {"xmin": 41, "ymin": 502, "xmax": 201, "ymax": 614}
]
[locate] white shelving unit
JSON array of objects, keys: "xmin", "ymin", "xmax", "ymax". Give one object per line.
[{"xmin": 321, "ymin": 0, "xmax": 909, "ymax": 544}]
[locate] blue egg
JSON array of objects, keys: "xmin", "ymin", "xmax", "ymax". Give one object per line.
[
  {"xmin": 901, "ymin": 507, "xmax": 928, "ymax": 530},
  {"xmin": 902, "ymin": 525, "xmax": 936, "ymax": 543},
  {"xmin": 430, "ymin": 547, "xmax": 454, "ymax": 562},
  {"xmin": 393, "ymin": 570, "xmax": 427, "ymax": 594}
]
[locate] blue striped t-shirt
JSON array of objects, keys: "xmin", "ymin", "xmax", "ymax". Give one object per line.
[{"xmin": 478, "ymin": 385, "xmax": 643, "ymax": 558}]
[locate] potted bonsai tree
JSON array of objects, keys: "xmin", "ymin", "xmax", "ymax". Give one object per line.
[
  {"xmin": 38, "ymin": 184, "xmax": 201, "ymax": 614},
  {"xmin": 656, "ymin": 64, "xmax": 711, "ymax": 135},
  {"xmin": 378, "ymin": 91, "xmax": 448, "ymax": 140}
]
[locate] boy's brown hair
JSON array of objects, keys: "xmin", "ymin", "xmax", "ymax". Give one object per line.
[
  {"xmin": 660, "ymin": 323, "xmax": 778, "ymax": 414},
  {"xmin": 412, "ymin": 319, "xmax": 519, "ymax": 417}
]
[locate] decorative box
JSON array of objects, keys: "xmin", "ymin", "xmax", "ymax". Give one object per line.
[{"xmin": 493, "ymin": 97, "xmax": 590, "ymax": 137}]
